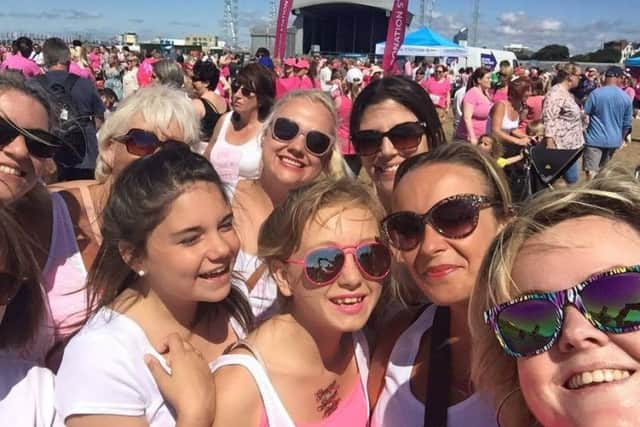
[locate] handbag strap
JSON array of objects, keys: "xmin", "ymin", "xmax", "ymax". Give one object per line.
[{"xmin": 424, "ymin": 306, "xmax": 451, "ymax": 427}]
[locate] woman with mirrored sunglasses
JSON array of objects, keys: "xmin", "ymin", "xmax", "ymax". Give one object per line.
[
  {"xmin": 228, "ymin": 89, "xmax": 345, "ymax": 320},
  {"xmin": 369, "ymin": 143, "xmax": 512, "ymax": 427},
  {"xmin": 0, "ymin": 206, "xmax": 61, "ymax": 427},
  {"xmin": 349, "ymin": 76, "xmax": 446, "ymax": 212},
  {"xmin": 204, "ymin": 63, "xmax": 275, "ymax": 185},
  {"xmin": 210, "ymin": 177, "xmax": 388, "ymax": 427},
  {"xmin": 470, "ymin": 164, "xmax": 640, "ymax": 427}
]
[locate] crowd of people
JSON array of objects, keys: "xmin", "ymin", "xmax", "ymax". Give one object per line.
[{"xmin": 0, "ymin": 33, "xmax": 639, "ymax": 427}]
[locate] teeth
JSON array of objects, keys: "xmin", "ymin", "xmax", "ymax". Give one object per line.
[
  {"xmin": 200, "ymin": 266, "xmax": 227, "ymax": 278},
  {"xmin": 280, "ymin": 157, "xmax": 304, "ymax": 168},
  {"xmin": 0, "ymin": 165, "xmax": 21, "ymax": 176},
  {"xmin": 376, "ymin": 164, "xmax": 399, "ymax": 173},
  {"xmin": 331, "ymin": 296, "xmax": 365, "ymax": 305},
  {"xmin": 567, "ymin": 369, "xmax": 632, "ymax": 390}
]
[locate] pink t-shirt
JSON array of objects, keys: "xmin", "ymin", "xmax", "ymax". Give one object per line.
[
  {"xmin": 421, "ymin": 77, "xmax": 450, "ymax": 109},
  {"xmin": 0, "ymin": 54, "xmax": 42, "ymax": 77},
  {"xmin": 492, "ymin": 87, "xmax": 509, "ymax": 103},
  {"xmin": 624, "ymin": 87, "xmax": 635, "ymax": 101},
  {"xmin": 137, "ymin": 57, "xmax": 157, "ymax": 87},
  {"xmin": 69, "ymin": 62, "xmax": 94, "ymax": 81},
  {"xmin": 455, "ymin": 87, "xmax": 493, "ymax": 141},
  {"xmin": 336, "ymin": 94, "xmax": 354, "ymax": 155},
  {"xmin": 88, "ymin": 52, "xmax": 101, "ymax": 73},
  {"xmin": 519, "ymin": 95, "xmax": 544, "ymax": 130},
  {"xmin": 635, "ymin": 83, "xmax": 640, "ymax": 101},
  {"xmin": 276, "ymin": 76, "xmax": 301, "ymax": 99},
  {"xmin": 299, "ymin": 75, "xmax": 314, "ymax": 90}
]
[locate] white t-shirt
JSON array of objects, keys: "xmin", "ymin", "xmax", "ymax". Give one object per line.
[
  {"xmin": 319, "ymin": 66, "xmax": 332, "ymax": 92},
  {"xmin": 0, "ymin": 352, "xmax": 62, "ymax": 427},
  {"xmin": 55, "ymin": 307, "xmax": 245, "ymax": 425}
]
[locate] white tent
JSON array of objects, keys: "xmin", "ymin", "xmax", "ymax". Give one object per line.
[{"xmin": 375, "ymin": 27, "xmax": 467, "ymax": 57}]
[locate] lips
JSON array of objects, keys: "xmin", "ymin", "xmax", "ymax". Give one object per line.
[
  {"xmin": 565, "ymin": 369, "xmax": 635, "ymax": 390},
  {"xmin": 278, "ymin": 155, "xmax": 305, "ymax": 169},
  {"xmin": 425, "ymin": 264, "xmax": 460, "ymax": 279},
  {"xmin": 198, "ymin": 264, "xmax": 230, "ymax": 280},
  {"xmin": 373, "ymin": 163, "xmax": 399, "ymax": 179},
  {"xmin": 329, "ymin": 294, "xmax": 367, "ymax": 314},
  {"xmin": 0, "ymin": 164, "xmax": 25, "ymax": 177}
]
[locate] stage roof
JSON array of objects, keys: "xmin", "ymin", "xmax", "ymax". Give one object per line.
[{"xmin": 292, "ymin": 0, "xmax": 393, "ymax": 10}]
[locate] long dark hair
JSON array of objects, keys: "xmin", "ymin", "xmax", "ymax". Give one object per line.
[
  {"xmin": 84, "ymin": 145, "xmax": 253, "ymax": 332},
  {"xmin": 0, "ymin": 206, "xmax": 44, "ymax": 350},
  {"xmin": 349, "ymin": 76, "xmax": 446, "ymax": 149},
  {"xmin": 233, "ymin": 63, "xmax": 276, "ymax": 121}
]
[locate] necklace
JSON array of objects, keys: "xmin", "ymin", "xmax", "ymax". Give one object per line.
[{"xmin": 315, "ymin": 380, "xmax": 340, "ymax": 418}]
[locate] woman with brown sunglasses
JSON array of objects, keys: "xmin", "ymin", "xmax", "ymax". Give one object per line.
[{"xmin": 368, "ymin": 143, "xmax": 512, "ymax": 427}]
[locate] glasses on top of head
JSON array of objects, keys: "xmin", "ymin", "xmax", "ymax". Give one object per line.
[{"xmin": 484, "ymin": 265, "xmax": 640, "ymax": 358}]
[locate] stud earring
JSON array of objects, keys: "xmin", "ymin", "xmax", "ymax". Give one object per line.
[{"xmin": 138, "ymin": 270, "xmax": 145, "ymax": 277}]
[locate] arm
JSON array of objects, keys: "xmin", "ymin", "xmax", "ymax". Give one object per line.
[
  {"xmin": 542, "ymin": 92, "xmax": 562, "ymax": 148},
  {"xmin": 204, "ymin": 113, "xmax": 229, "ymax": 159},
  {"xmin": 499, "ymin": 153, "xmax": 525, "ymax": 167},
  {"xmin": 462, "ymin": 98, "xmax": 478, "ymax": 144},
  {"xmin": 66, "ymin": 415, "xmax": 148, "ymax": 427},
  {"xmin": 212, "ymin": 364, "xmax": 262, "ymax": 427},
  {"xmin": 623, "ymin": 99, "xmax": 633, "ymax": 139}
]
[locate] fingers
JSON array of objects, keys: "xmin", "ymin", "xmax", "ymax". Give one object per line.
[{"xmin": 145, "ymin": 354, "xmax": 170, "ymax": 387}]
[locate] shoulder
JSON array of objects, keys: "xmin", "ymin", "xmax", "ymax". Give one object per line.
[{"xmin": 212, "ymin": 357, "xmax": 262, "ymax": 425}]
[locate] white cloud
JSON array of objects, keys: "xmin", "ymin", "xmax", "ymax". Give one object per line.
[
  {"xmin": 498, "ymin": 11, "xmax": 525, "ymax": 25},
  {"xmin": 539, "ymin": 19, "xmax": 561, "ymax": 32}
]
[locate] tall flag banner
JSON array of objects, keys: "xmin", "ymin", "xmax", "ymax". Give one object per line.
[
  {"xmin": 274, "ymin": 0, "xmax": 294, "ymax": 59},
  {"xmin": 382, "ymin": 0, "xmax": 409, "ymax": 75}
]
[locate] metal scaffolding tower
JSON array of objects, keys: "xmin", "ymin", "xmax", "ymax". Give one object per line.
[
  {"xmin": 223, "ymin": 0, "xmax": 239, "ymax": 47},
  {"xmin": 471, "ymin": 0, "xmax": 480, "ymax": 46},
  {"xmin": 426, "ymin": 0, "xmax": 436, "ymax": 27}
]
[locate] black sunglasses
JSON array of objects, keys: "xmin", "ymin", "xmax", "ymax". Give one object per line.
[
  {"xmin": 382, "ymin": 194, "xmax": 495, "ymax": 251},
  {"xmin": 0, "ymin": 116, "xmax": 63, "ymax": 158},
  {"xmin": 271, "ymin": 117, "xmax": 333, "ymax": 157},
  {"xmin": 351, "ymin": 121, "xmax": 427, "ymax": 157},
  {"xmin": 113, "ymin": 129, "xmax": 183, "ymax": 157},
  {"xmin": 230, "ymin": 83, "xmax": 255, "ymax": 97}
]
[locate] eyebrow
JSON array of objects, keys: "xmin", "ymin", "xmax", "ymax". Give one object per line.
[{"xmin": 171, "ymin": 226, "xmax": 204, "ymax": 237}]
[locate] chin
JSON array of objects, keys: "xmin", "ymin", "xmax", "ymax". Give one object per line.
[{"xmin": 196, "ymin": 284, "xmax": 232, "ymax": 303}]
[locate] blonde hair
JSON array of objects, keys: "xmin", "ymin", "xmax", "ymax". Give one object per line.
[
  {"xmin": 95, "ymin": 85, "xmax": 200, "ymax": 183},
  {"xmin": 260, "ymin": 89, "xmax": 348, "ymax": 178},
  {"xmin": 258, "ymin": 177, "xmax": 386, "ymax": 310},
  {"xmin": 525, "ymin": 120, "xmax": 544, "ymax": 137},
  {"xmin": 469, "ymin": 163, "xmax": 640, "ymax": 427}
]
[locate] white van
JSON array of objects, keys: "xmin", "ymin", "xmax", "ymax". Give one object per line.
[{"xmin": 456, "ymin": 46, "xmax": 518, "ymax": 71}]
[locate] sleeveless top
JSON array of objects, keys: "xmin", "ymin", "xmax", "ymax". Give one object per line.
[
  {"xmin": 200, "ymin": 97, "xmax": 224, "ymax": 141},
  {"xmin": 486, "ymin": 101, "xmax": 520, "ymax": 135},
  {"xmin": 336, "ymin": 95, "xmax": 355, "ymax": 155},
  {"xmin": 233, "ymin": 249, "xmax": 278, "ymax": 321},
  {"xmin": 371, "ymin": 305, "xmax": 497, "ymax": 427},
  {"xmin": 209, "ymin": 113, "xmax": 262, "ymax": 186},
  {"xmin": 210, "ymin": 332, "xmax": 371, "ymax": 427}
]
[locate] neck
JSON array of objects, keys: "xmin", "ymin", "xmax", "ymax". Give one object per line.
[
  {"xmin": 235, "ymin": 109, "xmax": 259, "ymax": 127},
  {"xmin": 48, "ymin": 64, "xmax": 68, "ymax": 72},
  {"xmin": 559, "ymin": 81, "xmax": 572, "ymax": 91},
  {"xmin": 259, "ymin": 170, "xmax": 290, "ymax": 206},
  {"xmin": 135, "ymin": 279, "xmax": 199, "ymax": 330},
  {"xmin": 281, "ymin": 312, "xmax": 349, "ymax": 369}
]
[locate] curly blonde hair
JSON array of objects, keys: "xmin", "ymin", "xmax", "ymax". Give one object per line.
[{"xmin": 469, "ymin": 163, "xmax": 640, "ymax": 427}]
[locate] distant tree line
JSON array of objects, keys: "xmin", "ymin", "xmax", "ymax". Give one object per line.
[{"xmin": 515, "ymin": 43, "xmax": 626, "ymax": 63}]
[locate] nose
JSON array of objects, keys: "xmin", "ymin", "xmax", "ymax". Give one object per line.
[
  {"xmin": 378, "ymin": 135, "xmax": 398, "ymax": 159},
  {"xmin": 204, "ymin": 229, "xmax": 238, "ymax": 262},
  {"xmin": 336, "ymin": 251, "xmax": 363, "ymax": 289},
  {"xmin": 413, "ymin": 221, "xmax": 448, "ymax": 263},
  {"xmin": 284, "ymin": 133, "xmax": 307, "ymax": 157},
  {"xmin": 556, "ymin": 306, "xmax": 610, "ymax": 353}
]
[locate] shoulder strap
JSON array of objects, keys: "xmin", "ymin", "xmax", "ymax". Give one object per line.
[
  {"xmin": 62, "ymin": 73, "xmax": 80, "ymax": 93},
  {"xmin": 424, "ymin": 306, "xmax": 451, "ymax": 427},
  {"xmin": 79, "ymin": 186, "xmax": 103, "ymax": 245},
  {"xmin": 246, "ymin": 262, "xmax": 268, "ymax": 292},
  {"xmin": 226, "ymin": 339, "xmax": 266, "ymax": 366},
  {"xmin": 367, "ymin": 306, "xmax": 428, "ymax": 412}
]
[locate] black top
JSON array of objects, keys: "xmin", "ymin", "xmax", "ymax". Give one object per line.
[{"xmin": 200, "ymin": 97, "xmax": 224, "ymax": 141}]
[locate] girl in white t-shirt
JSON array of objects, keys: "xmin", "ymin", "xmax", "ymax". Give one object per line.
[
  {"xmin": 55, "ymin": 146, "xmax": 254, "ymax": 427},
  {"xmin": 0, "ymin": 207, "xmax": 60, "ymax": 427}
]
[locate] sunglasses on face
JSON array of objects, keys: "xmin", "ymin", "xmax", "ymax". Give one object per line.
[
  {"xmin": 351, "ymin": 121, "xmax": 427, "ymax": 157},
  {"xmin": 484, "ymin": 265, "xmax": 640, "ymax": 358},
  {"xmin": 0, "ymin": 116, "xmax": 63, "ymax": 158},
  {"xmin": 285, "ymin": 241, "xmax": 391, "ymax": 286},
  {"xmin": 113, "ymin": 129, "xmax": 182, "ymax": 157},
  {"xmin": 271, "ymin": 117, "xmax": 333, "ymax": 157},
  {"xmin": 0, "ymin": 272, "xmax": 31, "ymax": 305},
  {"xmin": 382, "ymin": 194, "xmax": 495, "ymax": 251},
  {"xmin": 230, "ymin": 83, "xmax": 255, "ymax": 97}
]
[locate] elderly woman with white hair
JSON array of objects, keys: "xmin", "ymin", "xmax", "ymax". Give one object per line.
[{"xmin": 55, "ymin": 84, "xmax": 201, "ymax": 271}]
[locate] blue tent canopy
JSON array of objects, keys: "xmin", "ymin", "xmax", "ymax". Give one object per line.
[
  {"xmin": 375, "ymin": 27, "xmax": 467, "ymax": 57},
  {"xmin": 625, "ymin": 57, "xmax": 640, "ymax": 67}
]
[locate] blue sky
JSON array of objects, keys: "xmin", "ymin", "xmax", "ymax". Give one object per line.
[{"xmin": 0, "ymin": 0, "xmax": 638, "ymax": 54}]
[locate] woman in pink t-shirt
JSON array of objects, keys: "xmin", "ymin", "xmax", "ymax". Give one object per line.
[
  {"xmin": 455, "ymin": 67, "xmax": 493, "ymax": 144},
  {"xmin": 518, "ymin": 77, "xmax": 545, "ymax": 131},
  {"xmin": 421, "ymin": 64, "xmax": 450, "ymax": 122}
]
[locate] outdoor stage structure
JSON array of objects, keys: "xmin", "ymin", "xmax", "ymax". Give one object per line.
[{"xmin": 251, "ymin": 0, "xmax": 412, "ymax": 56}]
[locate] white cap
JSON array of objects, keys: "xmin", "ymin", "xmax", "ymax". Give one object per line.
[{"xmin": 346, "ymin": 67, "xmax": 364, "ymax": 84}]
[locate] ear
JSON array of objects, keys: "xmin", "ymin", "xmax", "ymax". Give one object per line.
[
  {"xmin": 118, "ymin": 240, "xmax": 143, "ymax": 273},
  {"xmin": 270, "ymin": 260, "xmax": 294, "ymax": 298},
  {"xmin": 101, "ymin": 138, "xmax": 117, "ymax": 173}
]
